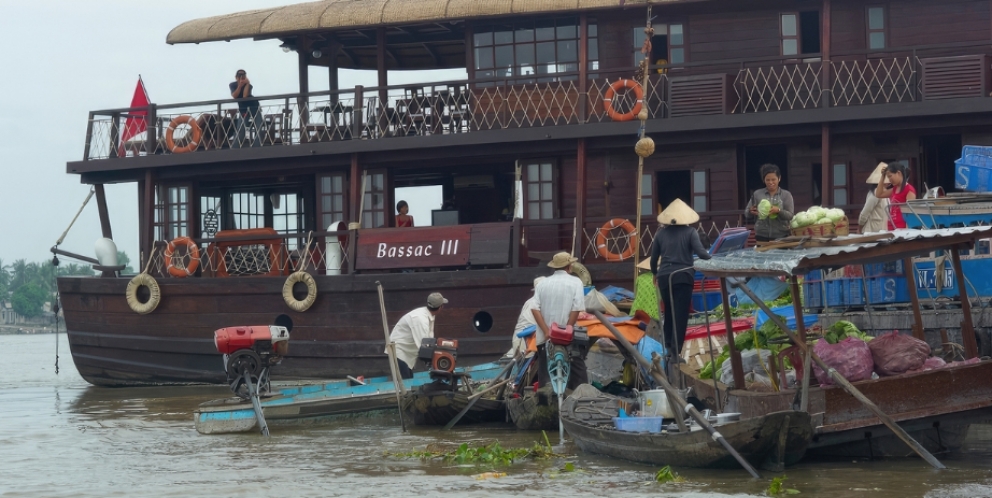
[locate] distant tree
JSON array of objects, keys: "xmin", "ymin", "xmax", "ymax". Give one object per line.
[
  {"xmin": 9, "ymin": 259, "xmax": 28, "ymax": 291},
  {"xmin": 117, "ymin": 251, "xmax": 135, "ymax": 274},
  {"xmin": 11, "ymin": 283, "xmax": 47, "ymax": 318},
  {"xmin": 0, "ymin": 258, "xmax": 9, "ymax": 298}
]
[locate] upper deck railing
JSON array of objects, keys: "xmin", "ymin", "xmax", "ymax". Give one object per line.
[{"xmin": 83, "ymin": 42, "xmax": 992, "ymax": 162}]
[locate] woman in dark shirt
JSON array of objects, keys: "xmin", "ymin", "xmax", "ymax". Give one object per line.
[{"xmin": 648, "ymin": 198, "xmax": 712, "ymax": 355}]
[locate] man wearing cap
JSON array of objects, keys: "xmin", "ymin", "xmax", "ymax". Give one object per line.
[
  {"xmin": 649, "ymin": 199, "xmax": 711, "ymax": 356},
  {"xmin": 505, "ymin": 276, "xmax": 546, "ymax": 359},
  {"xmin": 385, "ymin": 292, "xmax": 447, "ymax": 379},
  {"xmin": 532, "ymin": 252, "xmax": 587, "ymax": 389}
]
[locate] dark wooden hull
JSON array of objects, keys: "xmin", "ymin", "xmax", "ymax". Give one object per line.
[
  {"xmin": 401, "ymin": 384, "xmax": 506, "ymax": 426},
  {"xmin": 682, "ymin": 360, "xmax": 992, "ymax": 458},
  {"xmin": 59, "ymin": 264, "xmax": 630, "ymax": 386},
  {"xmin": 562, "ymin": 410, "xmax": 813, "ymax": 470},
  {"xmin": 506, "ymin": 388, "xmax": 559, "ymax": 431}
]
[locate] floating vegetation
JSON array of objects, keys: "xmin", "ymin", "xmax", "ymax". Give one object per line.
[
  {"xmin": 474, "ymin": 472, "xmax": 507, "ymax": 480},
  {"xmin": 388, "ymin": 431, "xmax": 563, "ymax": 467},
  {"xmin": 767, "ymin": 475, "xmax": 801, "ymax": 495},
  {"xmin": 655, "ymin": 466, "xmax": 687, "ymax": 484}
]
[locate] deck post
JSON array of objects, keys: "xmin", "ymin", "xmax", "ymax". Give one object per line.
[
  {"xmin": 820, "ymin": 0, "xmax": 832, "ymax": 108},
  {"xmin": 109, "ymin": 112, "xmax": 120, "ymax": 159},
  {"xmin": 83, "ymin": 111, "xmax": 95, "ymax": 160},
  {"xmin": 576, "ymin": 139, "xmax": 587, "ymax": 262},
  {"xmin": 904, "ymin": 257, "xmax": 926, "ymax": 341},
  {"xmin": 142, "ymin": 170, "xmax": 154, "ymax": 270},
  {"xmin": 146, "ymin": 104, "xmax": 157, "ymax": 155},
  {"xmin": 377, "ymin": 28, "xmax": 388, "ymax": 105},
  {"xmin": 298, "ymin": 35, "xmax": 310, "ymax": 128},
  {"xmin": 353, "ymin": 85, "xmax": 364, "ymax": 139},
  {"xmin": 719, "ymin": 277, "xmax": 747, "ymax": 390},
  {"xmin": 350, "ymin": 153, "xmax": 361, "ymax": 222},
  {"xmin": 578, "ymin": 13, "xmax": 588, "ymax": 123},
  {"xmin": 821, "ymin": 123, "xmax": 830, "ymax": 206},
  {"xmin": 951, "ymin": 246, "xmax": 980, "ymax": 358},
  {"xmin": 94, "ymin": 184, "xmax": 113, "ymax": 240}
]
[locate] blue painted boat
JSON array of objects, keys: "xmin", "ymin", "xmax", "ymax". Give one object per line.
[{"xmin": 194, "ymin": 361, "xmax": 505, "ymax": 434}]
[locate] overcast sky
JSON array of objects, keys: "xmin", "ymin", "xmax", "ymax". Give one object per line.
[{"xmin": 0, "ymin": 0, "xmax": 460, "ymax": 266}]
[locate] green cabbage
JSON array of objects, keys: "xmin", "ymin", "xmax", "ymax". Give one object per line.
[
  {"xmin": 790, "ymin": 218, "xmax": 800, "ymax": 229},
  {"xmin": 827, "ymin": 208, "xmax": 846, "ymax": 222},
  {"xmin": 816, "ymin": 217, "xmax": 833, "ymax": 225},
  {"xmin": 806, "ymin": 206, "xmax": 827, "ymax": 220},
  {"xmin": 826, "ymin": 320, "xmax": 873, "ymax": 344},
  {"xmin": 794, "ymin": 212, "xmax": 816, "ymax": 227},
  {"xmin": 758, "ymin": 199, "xmax": 772, "ymax": 219}
]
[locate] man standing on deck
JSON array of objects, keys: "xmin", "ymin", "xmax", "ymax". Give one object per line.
[
  {"xmin": 532, "ymin": 252, "xmax": 587, "ymax": 390},
  {"xmin": 385, "ymin": 292, "xmax": 447, "ymax": 379},
  {"xmin": 229, "ymin": 69, "xmax": 263, "ymax": 148}
]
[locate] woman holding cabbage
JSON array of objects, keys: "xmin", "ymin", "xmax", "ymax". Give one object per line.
[{"xmin": 745, "ymin": 164, "xmax": 795, "ymax": 241}]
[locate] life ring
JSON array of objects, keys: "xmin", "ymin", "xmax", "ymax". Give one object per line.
[
  {"xmin": 165, "ymin": 115, "xmax": 202, "ymax": 154},
  {"xmin": 596, "ymin": 218, "xmax": 638, "ymax": 262},
  {"xmin": 126, "ymin": 273, "xmax": 161, "ymax": 314},
  {"xmin": 603, "ymin": 80, "xmax": 644, "ymax": 122},
  {"xmin": 164, "ymin": 236, "xmax": 201, "ymax": 278},
  {"xmin": 283, "ymin": 271, "xmax": 317, "ymax": 312}
]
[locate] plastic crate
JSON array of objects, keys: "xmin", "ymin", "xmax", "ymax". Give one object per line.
[
  {"xmin": 846, "ymin": 278, "xmax": 866, "ymax": 306},
  {"xmin": 868, "ymin": 276, "xmax": 910, "ymax": 304},
  {"xmin": 825, "ymin": 280, "xmax": 846, "ymax": 307},
  {"xmin": 864, "ymin": 260, "xmax": 905, "ymax": 277},
  {"xmin": 961, "ymin": 145, "xmax": 992, "ymax": 158},
  {"xmin": 614, "ymin": 416, "xmax": 664, "ymax": 433},
  {"xmin": 802, "ymin": 270, "xmax": 823, "ymax": 309},
  {"xmin": 954, "ymin": 158, "xmax": 992, "ymax": 192}
]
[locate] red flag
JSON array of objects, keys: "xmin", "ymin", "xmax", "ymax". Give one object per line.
[{"xmin": 119, "ymin": 76, "xmax": 150, "ymax": 156}]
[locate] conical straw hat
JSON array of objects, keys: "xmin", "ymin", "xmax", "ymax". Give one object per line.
[
  {"xmin": 636, "ymin": 258, "xmax": 651, "ymax": 270},
  {"xmin": 657, "ymin": 198, "xmax": 699, "ymax": 226},
  {"xmin": 866, "ymin": 162, "xmax": 887, "ymax": 184}
]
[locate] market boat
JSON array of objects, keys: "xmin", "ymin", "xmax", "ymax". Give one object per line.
[
  {"xmin": 58, "ymin": 0, "xmax": 992, "ymax": 386},
  {"xmin": 690, "ymin": 227, "xmax": 992, "ymax": 459},
  {"xmin": 196, "ymin": 361, "xmax": 504, "ymax": 434},
  {"xmin": 561, "ymin": 385, "xmax": 813, "ymax": 470},
  {"xmin": 401, "ymin": 379, "xmax": 509, "ymax": 427}
]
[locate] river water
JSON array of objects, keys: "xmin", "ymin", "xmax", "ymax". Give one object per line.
[{"xmin": 3, "ymin": 334, "xmax": 992, "ymax": 498}]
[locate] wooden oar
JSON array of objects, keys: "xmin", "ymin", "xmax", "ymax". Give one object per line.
[
  {"xmin": 442, "ymin": 356, "xmax": 518, "ymax": 430},
  {"xmin": 593, "ymin": 311, "xmax": 761, "ymax": 479},
  {"xmin": 733, "ymin": 282, "xmax": 945, "ymax": 469},
  {"xmin": 375, "ymin": 281, "xmax": 407, "ymax": 433}
]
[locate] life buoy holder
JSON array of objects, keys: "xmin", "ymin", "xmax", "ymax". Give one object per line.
[
  {"xmin": 165, "ymin": 115, "xmax": 202, "ymax": 154},
  {"xmin": 603, "ymin": 80, "xmax": 644, "ymax": 122},
  {"xmin": 164, "ymin": 236, "xmax": 201, "ymax": 278},
  {"xmin": 283, "ymin": 271, "xmax": 317, "ymax": 312},
  {"xmin": 126, "ymin": 273, "xmax": 161, "ymax": 314},
  {"xmin": 596, "ymin": 218, "xmax": 638, "ymax": 262}
]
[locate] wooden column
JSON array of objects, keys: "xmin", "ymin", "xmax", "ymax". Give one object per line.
[
  {"xmin": 94, "ymin": 184, "xmax": 113, "ymax": 240},
  {"xmin": 576, "ymin": 139, "xmax": 587, "ymax": 261},
  {"xmin": 298, "ymin": 35, "xmax": 310, "ymax": 127},
  {"xmin": 820, "ymin": 0, "xmax": 832, "ymax": 108},
  {"xmin": 328, "ymin": 52, "xmax": 339, "ymax": 104},
  {"xmin": 720, "ymin": 278, "xmax": 746, "ymax": 390},
  {"xmin": 350, "ymin": 153, "xmax": 361, "ymax": 223},
  {"xmin": 578, "ymin": 13, "xmax": 589, "ymax": 123},
  {"xmin": 951, "ymin": 246, "xmax": 980, "ymax": 358},
  {"xmin": 142, "ymin": 170, "xmax": 154, "ymax": 270},
  {"xmin": 137, "ymin": 180, "xmax": 146, "ymax": 266},
  {"xmin": 377, "ymin": 28, "xmax": 388, "ymax": 104},
  {"xmin": 821, "ymin": 123, "xmax": 831, "ymax": 206},
  {"xmin": 904, "ymin": 256, "xmax": 927, "ymax": 341}
]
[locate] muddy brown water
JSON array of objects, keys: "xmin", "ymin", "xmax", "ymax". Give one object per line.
[{"xmin": 3, "ymin": 334, "xmax": 992, "ymax": 497}]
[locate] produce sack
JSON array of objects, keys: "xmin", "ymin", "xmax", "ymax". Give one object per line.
[
  {"xmin": 910, "ymin": 356, "xmax": 946, "ymax": 373},
  {"xmin": 811, "ymin": 337, "xmax": 873, "ymax": 386},
  {"xmin": 868, "ymin": 331, "xmax": 930, "ymax": 376}
]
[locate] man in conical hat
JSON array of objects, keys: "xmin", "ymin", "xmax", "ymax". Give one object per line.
[{"xmin": 647, "ymin": 199, "xmax": 711, "ymax": 355}]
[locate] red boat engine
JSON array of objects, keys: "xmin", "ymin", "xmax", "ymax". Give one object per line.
[
  {"xmin": 214, "ymin": 315, "xmax": 292, "ymax": 399},
  {"xmin": 417, "ymin": 337, "xmax": 458, "ymax": 373}
]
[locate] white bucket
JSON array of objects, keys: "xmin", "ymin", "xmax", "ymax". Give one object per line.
[{"xmin": 638, "ymin": 389, "xmax": 674, "ymax": 419}]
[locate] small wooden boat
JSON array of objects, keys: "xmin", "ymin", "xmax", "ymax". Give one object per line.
[
  {"xmin": 506, "ymin": 386, "xmax": 559, "ymax": 431},
  {"xmin": 561, "ymin": 385, "xmax": 813, "ymax": 470},
  {"xmin": 195, "ymin": 362, "xmax": 503, "ymax": 434},
  {"xmin": 401, "ymin": 377, "xmax": 507, "ymax": 426}
]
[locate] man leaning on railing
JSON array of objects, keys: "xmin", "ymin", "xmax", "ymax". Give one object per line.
[{"xmin": 230, "ymin": 69, "xmax": 263, "ymax": 148}]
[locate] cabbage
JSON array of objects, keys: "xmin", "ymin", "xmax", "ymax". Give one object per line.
[
  {"xmin": 790, "ymin": 218, "xmax": 800, "ymax": 229},
  {"xmin": 806, "ymin": 206, "xmax": 827, "ymax": 220},
  {"xmin": 816, "ymin": 217, "xmax": 833, "ymax": 225},
  {"xmin": 794, "ymin": 212, "xmax": 815, "ymax": 227},
  {"xmin": 827, "ymin": 208, "xmax": 846, "ymax": 222},
  {"xmin": 757, "ymin": 199, "xmax": 772, "ymax": 219}
]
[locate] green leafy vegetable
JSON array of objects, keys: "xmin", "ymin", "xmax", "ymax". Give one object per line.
[
  {"xmin": 825, "ymin": 320, "xmax": 873, "ymax": 344},
  {"xmin": 655, "ymin": 466, "xmax": 687, "ymax": 483},
  {"xmin": 758, "ymin": 199, "xmax": 773, "ymax": 219}
]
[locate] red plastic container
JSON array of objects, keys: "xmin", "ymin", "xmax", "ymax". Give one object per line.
[
  {"xmin": 214, "ymin": 326, "xmax": 273, "ymax": 354},
  {"xmin": 549, "ymin": 323, "xmax": 574, "ymax": 346}
]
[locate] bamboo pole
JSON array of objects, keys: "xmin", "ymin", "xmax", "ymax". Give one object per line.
[
  {"xmin": 375, "ymin": 281, "xmax": 407, "ymax": 432},
  {"xmin": 632, "ymin": 4, "xmax": 653, "ymax": 289}
]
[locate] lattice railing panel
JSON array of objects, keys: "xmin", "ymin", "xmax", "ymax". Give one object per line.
[
  {"xmin": 587, "ymin": 75, "xmax": 669, "ymax": 122},
  {"xmin": 736, "ymin": 62, "xmax": 822, "ymax": 113},
  {"xmin": 831, "ymin": 57, "xmax": 919, "ymax": 106},
  {"xmin": 581, "ymin": 220, "xmax": 747, "ymax": 262}
]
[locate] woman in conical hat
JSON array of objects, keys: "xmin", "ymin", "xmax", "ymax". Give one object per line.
[
  {"xmin": 647, "ymin": 198, "xmax": 711, "ymax": 355},
  {"xmin": 859, "ymin": 162, "xmax": 890, "ymax": 233}
]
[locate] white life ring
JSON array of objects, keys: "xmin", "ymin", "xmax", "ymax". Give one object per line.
[{"xmin": 283, "ymin": 271, "xmax": 317, "ymax": 312}]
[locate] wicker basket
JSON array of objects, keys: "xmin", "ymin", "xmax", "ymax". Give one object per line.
[{"xmin": 790, "ymin": 216, "xmax": 850, "ymax": 237}]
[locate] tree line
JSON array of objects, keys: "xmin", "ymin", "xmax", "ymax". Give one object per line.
[{"xmin": 0, "ymin": 252, "xmax": 133, "ymax": 318}]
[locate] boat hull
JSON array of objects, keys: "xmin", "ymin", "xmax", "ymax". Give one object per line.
[
  {"xmin": 60, "ymin": 265, "xmax": 630, "ymax": 386},
  {"xmin": 506, "ymin": 387, "xmax": 559, "ymax": 431},
  {"xmin": 401, "ymin": 383, "xmax": 506, "ymax": 426}
]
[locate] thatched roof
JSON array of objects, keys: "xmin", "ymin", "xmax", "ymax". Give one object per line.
[{"xmin": 167, "ymin": 0, "xmax": 655, "ymax": 44}]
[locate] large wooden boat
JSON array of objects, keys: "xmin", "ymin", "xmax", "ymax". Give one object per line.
[{"xmin": 60, "ymin": 0, "xmax": 992, "ymax": 386}]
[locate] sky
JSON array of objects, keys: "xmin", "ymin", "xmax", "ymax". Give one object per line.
[{"xmin": 0, "ymin": 0, "xmax": 461, "ymax": 266}]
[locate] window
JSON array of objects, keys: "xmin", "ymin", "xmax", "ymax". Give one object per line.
[
  {"xmin": 832, "ymin": 163, "xmax": 850, "ymax": 206},
  {"xmin": 633, "ymin": 23, "xmax": 685, "ymax": 67},
  {"xmin": 781, "ymin": 11, "xmax": 820, "ymax": 56},
  {"xmin": 362, "ymin": 171, "xmax": 387, "ymax": 228},
  {"xmin": 272, "ymin": 192, "xmax": 305, "ymax": 250},
  {"xmin": 525, "ymin": 162, "xmax": 556, "ymax": 220},
  {"xmin": 229, "ymin": 192, "xmax": 266, "ymax": 230},
  {"xmin": 153, "ymin": 185, "xmax": 189, "ymax": 241},
  {"xmin": 640, "ymin": 173, "xmax": 653, "ymax": 217},
  {"xmin": 318, "ymin": 173, "xmax": 347, "ymax": 231},
  {"xmin": 474, "ymin": 18, "xmax": 597, "ymax": 84},
  {"xmin": 692, "ymin": 170, "xmax": 708, "ymax": 213},
  {"xmin": 867, "ymin": 6, "xmax": 886, "ymax": 50},
  {"xmin": 781, "ymin": 13, "xmax": 799, "ymax": 56}
]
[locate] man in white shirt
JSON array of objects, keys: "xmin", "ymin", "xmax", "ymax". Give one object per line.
[
  {"xmin": 504, "ymin": 276, "xmax": 546, "ymax": 359},
  {"xmin": 531, "ymin": 252, "xmax": 587, "ymax": 389},
  {"xmin": 385, "ymin": 292, "xmax": 447, "ymax": 379}
]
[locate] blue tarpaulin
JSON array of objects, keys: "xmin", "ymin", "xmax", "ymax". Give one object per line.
[{"xmin": 756, "ymin": 305, "xmax": 818, "ymax": 331}]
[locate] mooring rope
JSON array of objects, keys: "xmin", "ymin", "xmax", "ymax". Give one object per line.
[{"xmin": 51, "ymin": 253, "xmax": 60, "ymax": 375}]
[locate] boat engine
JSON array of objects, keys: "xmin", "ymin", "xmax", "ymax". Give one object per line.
[
  {"xmin": 214, "ymin": 316, "xmax": 292, "ymax": 400},
  {"xmin": 417, "ymin": 337, "xmax": 459, "ymax": 383}
]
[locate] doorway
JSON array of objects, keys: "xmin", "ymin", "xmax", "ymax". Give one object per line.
[
  {"xmin": 742, "ymin": 144, "xmax": 789, "ymax": 206},
  {"xmin": 920, "ymin": 134, "xmax": 962, "ymax": 192},
  {"xmin": 656, "ymin": 171, "xmax": 691, "ymax": 214}
]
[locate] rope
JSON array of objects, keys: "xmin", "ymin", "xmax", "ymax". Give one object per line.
[
  {"xmin": 51, "ymin": 254, "xmax": 60, "ymax": 374},
  {"xmin": 56, "ymin": 187, "xmax": 95, "ymax": 246}
]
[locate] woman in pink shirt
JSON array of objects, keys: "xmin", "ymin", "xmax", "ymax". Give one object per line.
[{"xmin": 873, "ymin": 162, "xmax": 917, "ymax": 229}]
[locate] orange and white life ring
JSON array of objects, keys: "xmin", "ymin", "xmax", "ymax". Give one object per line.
[
  {"xmin": 165, "ymin": 115, "xmax": 202, "ymax": 154},
  {"xmin": 603, "ymin": 80, "xmax": 644, "ymax": 122},
  {"xmin": 164, "ymin": 236, "xmax": 200, "ymax": 277},
  {"xmin": 596, "ymin": 218, "xmax": 638, "ymax": 262}
]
